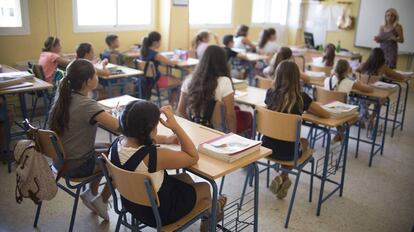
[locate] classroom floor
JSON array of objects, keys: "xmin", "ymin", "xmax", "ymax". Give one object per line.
[{"xmin": 0, "ymin": 93, "xmax": 413, "ymax": 232}]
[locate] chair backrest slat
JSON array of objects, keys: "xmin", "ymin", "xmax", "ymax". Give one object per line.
[
  {"xmin": 256, "ymin": 106, "xmax": 301, "ymax": 142},
  {"xmin": 211, "ymin": 101, "xmax": 226, "ymax": 132},
  {"xmin": 134, "ymin": 59, "xmax": 156, "ymax": 78},
  {"xmin": 255, "ymin": 76, "xmax": 273, "ymax": 89},
  {"xmin": 309, "ymin": 64, "xmax": 332, "ymax": 77},
  {"xmin": 314, "ymin": 87, "xmax": 347, "ymax": 104},
  {"xmin": 101, "ymin": 154, "xmax": 160, "ymax": 207}
]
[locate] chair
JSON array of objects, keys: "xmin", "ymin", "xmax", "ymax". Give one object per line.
[
  {"xmin": 255, "ymin": 76, "xmax": 272, "ymax": 89},
  {"xmin": 294, "ymin": 55, "xmax": 306, "ymax": 72},
  {"xmin": 98, "ymin": 154, "xmax": 211, "ymax": 232},
  {"xmin": 134, "ymin": 59, "xmax": 182, "ymax": 107},
  {"xmin": 240, "ymin": 107, "xmax": 314, "ymax": 228},
  {"xmin": 309, "ymin": 64, "xmax": 333, "ymax": 77},
  {"xmin": 23, "ymin": 119, "xmax": 103, "ymax": 232},
  {"xmin": 210, "ymin": 101, "xmax": 227, "ymax": 132},
  {"xmin": 356, "ymin": 73, "xmax": 381, "ymax": 85}
]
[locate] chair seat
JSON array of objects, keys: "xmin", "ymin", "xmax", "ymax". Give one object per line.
[
  {"xmin": 157, "ymin": 76, "xmax": 182, "ymax": 89},
  {"xmin": 52, "ymin": 167, "xmax": 102, "ymax": 183},
  {"xmin": 161, "ymin": 199, "xmax": 211, "ymax": 232},
  {"xmin": 266, "ymin": 148, "xmax": 314, "ymax": 167}
]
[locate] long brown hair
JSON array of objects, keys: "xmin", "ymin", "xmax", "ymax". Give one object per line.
[
  {"xmin": 141, "ymin": 31, "xmax": 161, "ymax": 58},
  {"xmin": 235, "ymin": 24, "xmax": 249, "ymax": 37},
  {"xmin": 333, "ymin": 59, "xmax": 350, "ymax": 86},
  {"xmin": 360, "ymin": 48, "xmax": 385, "ymax": 75},
  {"xmin": 323, "ymin": 43, "xmax": 336, "ymax": 67},
  {"xmin": 49, "ymin": 59, "xmax": 96, "ymax": 135},
  {"xmin": 192, "ymin": 30, "xmax": 209, "ymax": 50},
  {"xmin": 187, "ymin": 45, "xmax": 231, "ymax": 116},
  {"xmin": 42, "ymin": 36, "xmax": 60, "ymax": 52},
  {"xmin": 268, "ymin": 60, "xmax": 303, "ymax": 113},
  {"xmin": 258, "ymin": 28, "xmax": 276, "ymax": 49},
  {"xmin": 269, "ymin": 47, "xmax": 293, "ymax": 76}
]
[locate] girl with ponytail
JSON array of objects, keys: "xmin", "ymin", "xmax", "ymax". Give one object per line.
[
  {"xmin": 191, "ymin": 30, "xmax": 219, "ymax": 58},
  {"xmin": 257, "ymin": 28, "xmax": 280, "ymax": 55},
  {"xmin": 49, "ymin": 59, "xmax": 119, "ymax": 220},
  {"xmin": 38, "ymin": 36, "xmax": 71, "ymax": 83}
]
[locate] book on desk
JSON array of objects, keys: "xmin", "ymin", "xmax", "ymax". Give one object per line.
[
  {"xmin": 305, "ymin": 71, "xmax": 326, "ymax": 80},
  {"xmin": 322, "ymin": 101, "xmax": 358, "ymax": 119},
  {"xmin": 232, "ymin": 78, "xmax": 248, "ymax": 90},
  {"xmin": 0, "ymin": 71, "xmax": 34, "ymax": 89},
  {"xmin": 198, "ymin": 133, "xmax": 262, "ymax": 163},
  {"xmin": 370, "ymin": 81, "xmax": 397, "ymax": 89}
]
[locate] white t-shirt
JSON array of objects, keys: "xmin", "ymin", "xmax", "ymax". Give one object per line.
[
  {"xmin": 196, "ymin": 42, "xmax": 209, "ymax": 59},
  {"xmin": 181, "ymin": 76, "xmax": 234, "ymax": 101},
  {"xmin": 324, "ymin": 75, "xmax": 355, "ymax": 94},
  {"xmin": 312, "ymin": 57, "xmax": 325, "ymax": 67},
  {"xmin": 115, "ymin": 142, "xmax": 164, "ymax": 192},
  {"xmin": 234, "ymin": 36, "xmax": 247, "ymax": 50},
  {"xmin": 259, "ymin": 41, "xmax": 280, "ymax": 55}
]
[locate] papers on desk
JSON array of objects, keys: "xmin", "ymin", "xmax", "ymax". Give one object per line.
[
  {"xmin": 232, "ymin": 78, "xmax": 248, "ymax": 90},
  {"xmin": 234, "ymin": 90, "xmax": 248, "ymax": 98},
  {"xmin": 98, "ymin": 95, "xmax": 140, "ymax": 109},
  {"xmin": 198, "ymin": 133, "xmax": 262, "ymax": 163},
  {"xmin": 305, "ymin": 71, "xmax": 326, "ymax": 80},
  {"xmin": 1, "ymin": 82, "xmax": 34, "ymax": 90},
  {"xmin": 95, "ymin": 63, "xmax": 117, "ymax": 71},
  {"xmin": 396, "ymin": 70, "xmax": 413, "ymax": 77},
  {"xmin": 0, "ymin": 71, "xmax": 34, "ymax": 89},
  {"xmin": 322, "ymin": 101, "xmax": 358, "ymax": 119},
  {"xmin": 370, "ymin": 81, "xmax": 397, "ymax": 89}
]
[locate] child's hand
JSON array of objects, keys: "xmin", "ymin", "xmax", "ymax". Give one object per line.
[
  {"xmin": 102, "ymin": 59, "xmax": 109, "ymax": 67},
  {"xmin": 160, "ymin": 106, "xmax": 180, "ymax": 131},
  {"xmin": 165, "ymin": 135, "xmax": 179, "ymax": 144}
]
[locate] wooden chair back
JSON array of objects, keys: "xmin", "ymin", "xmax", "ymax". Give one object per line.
[
  {"xmin": 134, "ymin": 59, "xmax": 156, "ymax": 78},
  {"xmin": 100, "ymin": 154, "xmax": 160, "ymax": 207},
  {"xmin": 31, "ymin": 64, "xmax": 47, "ymax": 81},
  {"xmin": 255, "ymin": 76, "xmax": 273, "ymax": 89},
  {"xmin": 309, "ymin": 64, "xmax": 332, "ymax": 77},
  {"xmin": 211, "ymin": 101, "xmax": 226, "ymax": 131},
  {"xmin": 314, "ymin": 87, "xmax": 347, "ymax": 104},
  {"xmin": 256, "ymin": 106, "xmax": 301, "ymax": 142},
  {"xmin": 356, "ymin": 73, "xmax": 380, "ymax": 85},
  {"xmin": 294, "ymin": 55, "xmax": 306, "ymax": 72}
]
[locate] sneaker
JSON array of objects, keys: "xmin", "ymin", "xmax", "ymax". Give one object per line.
[
  {"xmin": 216, "ymin": 195, "xmax": 227, "ymax": 222},
  {"xmin": 269, "ymin": 176, "xmax": 283, "ymax": 195},
  {"xmin": 80, "ymin": 189, "xmax": 97, "ymax": 213},
  {"xmin": 277, "ymin": 178, "xmax": 292, "ymax": 199},
  {"xmin": 91, "ymin": 196, "xmax": 109, "ymax": 221}
]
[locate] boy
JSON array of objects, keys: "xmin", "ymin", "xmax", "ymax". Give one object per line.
[
  {"xmin": 102, "ymin": 34, "xmax": 124, "ymax": 65},
  {"xmin": 222, "ymin": 35, "xmax": 253, "ymax": 82}
]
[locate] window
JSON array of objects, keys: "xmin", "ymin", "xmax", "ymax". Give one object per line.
[
  {"xmin": 73, "ymin": 0, "xmax": 153, "ymax": 32},
  {"xmin": 189, "ymin": 0, "xmax": 233, "ymax": 27},
  {"xmin": 251, "ymin": 0, "xmax": 288, "ymax": 25},
  {"xmin": 0, "ymin": 0, "xmax": 30, "ymax": 35}
]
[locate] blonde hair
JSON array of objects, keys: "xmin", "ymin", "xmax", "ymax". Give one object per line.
[{"xmin": 384, "ymin": 8, "xmax": 399, "ymax": 27}]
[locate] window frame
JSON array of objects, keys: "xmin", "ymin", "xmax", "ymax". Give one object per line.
[
  {"xmin": 189, "ymin": 0, "xmax": 234, "ymax": 29},
  {"xmin": 72, "ymin": 0, "xmax": 155, "ymax": 33},
  {"xmin": 250, "ymin": 0, "xmax": 289, "ymax": 27},
  {"xmin": 0, "ymin": 0, "xmax": 30, "ymax": 36}
]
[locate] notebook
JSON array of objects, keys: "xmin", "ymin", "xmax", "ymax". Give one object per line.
[
  {"xmin": 322, "ymin": 101, "xmax": 358, "ymax": 119},
  {"xmin": 371, "ymin": 81, "xmax": 397, "ymax": 89},
  {"xmin": 232, "ymin": 78, "xmax": 248, "ymax": 90}
]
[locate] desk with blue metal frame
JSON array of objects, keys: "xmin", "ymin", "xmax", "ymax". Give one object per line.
[{"xmin": 98, "ymin": 64, "xmax": 143, "ymax": 98}]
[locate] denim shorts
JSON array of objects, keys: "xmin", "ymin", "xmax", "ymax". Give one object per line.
[{"xmin": 53, "ymin": 155, "xmax": 99, "ymax": 179}]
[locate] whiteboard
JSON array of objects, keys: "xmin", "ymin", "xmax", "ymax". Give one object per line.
[{"xmin": 355, "ymin": 0, "xmax": 414, "ymax": 53}]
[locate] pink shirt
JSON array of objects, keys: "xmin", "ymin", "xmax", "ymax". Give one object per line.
[{"xmin": 38, "ymin": 52, "xmax": 60, "ymax": 83}]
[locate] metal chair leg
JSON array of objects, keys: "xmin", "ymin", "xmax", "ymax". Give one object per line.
[
  {"xmin": 356, "ymin": 121, "xmax": 362, "ymax": 158},
  {"xmin": 115, "ymin": 215, "xmax": 122, "ymax": 232},
  {"xmin": 266, "ymin": 160, "xmax": 270, "ymax": 188},
  {"xmin": 309, "ymin": 160, "xmax": 314, "ymax": 203},
  {"xmin": 219, "ymin": 176, "xmax": 225, "ymax": 195},
  {"xmin": 284, "ymin": 172, "xmax": 301, "ymax": 228},
  {"xmin": 239, "ymin": 168, "xmax": 251, "ymax": 210},
  {"xmin": 68, "ymin": 187, "xmax": 82, "ymax": 232},
  {"xmin": 33, "ymin": 201, "xmax": 42, "ymax": 227}
]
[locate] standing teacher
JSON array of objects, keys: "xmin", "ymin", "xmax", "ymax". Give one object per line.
[{"xmin": 374, "ymin": 8, "xmax": 404, "ymax": 69}]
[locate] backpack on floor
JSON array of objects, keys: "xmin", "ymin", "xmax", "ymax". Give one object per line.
[{"xmin": 14, "ymin": 139, "xmax": 58, "ymax": 204}]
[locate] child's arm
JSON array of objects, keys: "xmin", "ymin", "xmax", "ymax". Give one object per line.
[
  {"xmin": 300, "ymin": 72, "xmax": 311, "ymax": 83},
  {"xmin": 242, "ymin": 37, "xmax": 256, "ymax": 52},
  {"xmin": 236, "ymin": 52, "xmax": 248, "ymax": 60},
  {"xmin": 383, "ymin": 65, "xmax": 406, "ymax": 81},
  {"xmin": 56, "ymin": 57, "xmax": 70, "ymax": 67},
  {"xmin": 155, "ymin": 53, "xmax": 179, "ymax": 66},
  {"xmin": 222, "ymin": 93, "xmax": 237, "ymax": 133},
  {"xmin": 96, "ymin": 59, "xmax": 111, "ymax": 76},
  {"xmin": 308, "ymin": 102, "xmax": 330, "ymax": 118},
  {"xmin": 176, "ymin": 92, "xmax": 189, "ymax": 119},
  {"xmin": 211, "ymin": 32, "xmax": 220, "ymax": 45},
  {"xmin": 156, "ymin": 106, "xmax": 198, "ymax": 170},
  {"xmin": 353, "ymin": 81, "xmax": 374, "ymax": 93},
  {"xmin": 95, "ymin": 112, "xmax": 119, "ymax": 132}
]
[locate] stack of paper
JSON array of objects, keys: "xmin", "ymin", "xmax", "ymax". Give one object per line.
[{"xmin": 322, "ymin": 101, "xmax": 358, "ymax": 119}]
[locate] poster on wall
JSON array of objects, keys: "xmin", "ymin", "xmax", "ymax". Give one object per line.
[{"xmin": 173, "ymin": 0, "xmax": 189, "ymax": 6}]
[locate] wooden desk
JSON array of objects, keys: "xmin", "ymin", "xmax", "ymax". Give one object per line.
[
  {"xmin": 235, "ymin": 87, "xmax": 266, "ymax": 107},
  {"xmin": 98, "ymin": 64, "xmax": 143, "ymax": 98},
  {"xmin": 244, "ymin": 53, "xmax": 269, "ymax": 62},
  {"xmin": 176, "ymin": 58, "xmax": 199, "ymax": 68}
]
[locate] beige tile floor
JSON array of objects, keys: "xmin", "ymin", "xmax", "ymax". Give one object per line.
[{"xmin": 0, "ymin": 93, "xmax": 413, "ymax": 232}]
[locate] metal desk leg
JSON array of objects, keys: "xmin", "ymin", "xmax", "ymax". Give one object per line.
[
  {"xmin": 390, "ymin": 83, "xmax": 401, "ymax": 137},
  {"xmin": 107, "ymin": 81, "xmax": 113, "ymax": 98},
  {"xmin": 18, "ymin": 93, "xmax": 28, "ymax": 120},
  {"xmin": 380, "ymin": 98, "xmax": 390, "ymax": 155},
  {"xmin": 207, "ymin": 178, "xmax": 218, "ymax": 232},
  {"xmin": 42, "ymin": 90, "xmax": 50, "ymax": 129},
  {"xmin": 316, "ymin": 127, "xmax": 331, "ymax": 216},
  {"xmin": 1, "ymin": 95, "xmax": 12, "ymax": 173},
  {"xmin": 253, "ymin": 162, "xmax": 259, "ymax": 232},
  {"xmin": 369, "ymin": 100, "xmax": 381, "ymax": 167},
  {"xmin": 339, "ymin": 123, "xmax": 350, "ymax": 196},
  {"xmin": 401, "ymin": 81, "xmax": 409, "ymax": 131}
]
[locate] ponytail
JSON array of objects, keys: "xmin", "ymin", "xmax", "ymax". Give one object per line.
[
  {"xmin": 258, "ymin": 29, "xmax": 270, "ymax": 49},
  {"xmin": 49, "ymin": 59, "xmax": 96, "ymax": 135},
  {"xmin": 192, "ymin": 31, "xmax": 209, "ymax": 50},
  {"xmin": 76, "ymin": 43, "xmax": 92, "ymax": 59},
  {"xmin": 141, "ymin": 31, "xmax": 161, "ymax": 58},
  {"xmin": 270, "ymin": 47, "xmax": 292, "ymax": 76},
  {"xmin": 323, "ymin": 43, "xmax": 336, "ymax": 67},
  {"xmin": 43, "ymin": 36, "xmax": 60, "ymax": 52},
  {"xmin": 333, "ymin": 59, "xmax": 350, "ymax": 86}
]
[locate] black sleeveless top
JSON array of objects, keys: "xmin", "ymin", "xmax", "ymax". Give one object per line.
[{"xmin": 110, "ymin": 139, "xmax": 196, "ymax": 227}]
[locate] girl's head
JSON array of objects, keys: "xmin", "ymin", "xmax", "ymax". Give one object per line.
[
  {"xmin": 188, "ymin": 45, "xmax": 230, "ymax": 115},
  {"xmin": 268, "ymin": 60, "xmax": 303, "ymax": 113},
  {"xmin": 105, "ymin": 34, "xmax": 120, "ymax": 49},
  {"xmin": 333, "ymin": 59, "xmax": 350, "ymax": 83},
  {"xmin": 385, "ymin": 8, "xmax": 399, "ymax": 26},
  {"xmin": 323, "ymin": 43, "xmax": 336, "ymax": 67},
  {"xmin": 49, "ymin": 59, "xmax": 98, "ymax": 135},
  {"xmin": 43, "ymin": 36, "xmax": 62, "ymax": 53},
  {"xmin": 193, "ymin": 30, "xmax": 210, "ymax": 49},
  {"xmin": 361, "ymin": 47, "xmax": 385, "ymax": 75},
  {"xmin": 119, "ymin": 101, "xmax": 160, "ymax": 146},
  {"xmin": 270, "ymin": 47, "xmax": 293, "ymax": 76},
  {"xmin": 76, "ymin": 43, "xmax": 95, "ymax": 61},
  {"xmin": 235, "ymin": 24, "xmax": 249, "ymax": 37},
  {"xmin": 141, "ymin": 31, "xmax": 162, "ymax": 57}
]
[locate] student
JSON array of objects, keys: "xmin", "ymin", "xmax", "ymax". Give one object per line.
[
  {"xmin": 257, "ymin": 28, "xmax": 280, "ymax": 56},
  {"xmin": 109, "ymin": 102, "xmax": 226, "ymax": 231},
  {"xmin": 234, "ymin": 24, "xmax": 256, "ymax": 52},
  {"xmin": 192, "ymin": 30, "xmax": 220, "ymax": 58},
  {"xmin": 101, "ymin": 34, "xmax": 124, "ymax": 65},
  {"xmin": 177, "ymin": 45, "xmax": 237, "ymax": 132},
  {"xmin": 38, "ymin": 36, "xmax": 70, "ymax": 83},
  {"xmin": 357, "ymin": 47, "xmax": 407, "ymax": 81},
  {"xmin": 264, "ymin": 47, "xmax": 310, "ymax": 83},
  {"xmin": 140, "ymin": 31, "xmax": 180, "ymax": 102},
  {"xmin": 48, "ymin": 59, "xmax": 119, "ymax": 220},
  {"xmin": 262, "ymin": 60, "xmax": 330, "ymax": 199},
  {"xmin": 222, "ymin": 34, "xmax": 254, "ymax": 81},
  {"xmin": 313, "ymin": 43, "xmax": 336, "ymax": 67},
  {"xmin": 76, "ymin": 42, "xmax": 111, "ymax": 77}
]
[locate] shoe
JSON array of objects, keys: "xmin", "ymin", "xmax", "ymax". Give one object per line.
[
  {"xmin": 216, "ymin": 195, "xmax": 227, "ymax": 222},
  {"xmin": 80, "ymin": 188, "xmax": 96, "ymax": 213},
  {"xmin": 277, "ymin": 178, "xmax": 292, "ymax": 199},
  {"xmin": 200, "ymin": 217, "xmax": 209, "ymax": 232},
  {"xmin": 91, "ymin": 196, "xmax": 109, "ymax": 221},
  {"xmin": 269, "ymin": 176, "xmax": 283, "ymax": 195}
]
